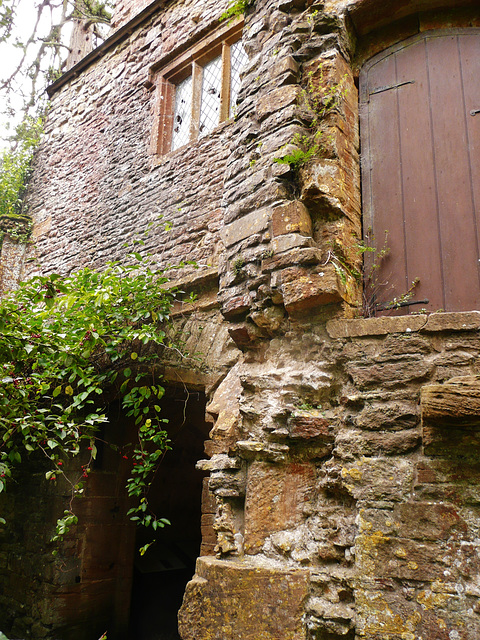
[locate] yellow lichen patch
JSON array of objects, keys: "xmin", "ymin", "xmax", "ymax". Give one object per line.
[
  {"xmin": 341, "ymin": 466, "xmax": 363, "ymax": 480},
  {"xmin": 356, "ymin": 530, "xmax": 390, "ymax": 575},
  {"xmin": 394, "ymin": 547, "xmax": 408, "ymax": 558},
  {"xmin": 417, "ymin": 589, "xmax": 449, "ymax": 610},
  {"xmin": 407, "ymin": 561, "xmax": 418, "ymax": 570},
  {"xmin": 357, "ymin": 591, "xmax": 423, "ymax": 637},
  {"xmin": 357, "ymin": 510, "xmax": 373, "ymax": 533},
  {"xmin": 406, "ymin": 611, "xmax": 422, "ymax": 630},
  {"xmin": 367, "ymin": 530, "xmax": 390, "ymax": 547}
]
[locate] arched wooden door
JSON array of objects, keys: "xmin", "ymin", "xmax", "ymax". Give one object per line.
[{"xmin": 360, "ymin": 29, "xmax": 480, "ymax": 313}]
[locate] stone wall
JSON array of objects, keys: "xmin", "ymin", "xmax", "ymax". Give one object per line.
[
  {"xmin": 178, "ymin": 311, "xmax": 480, "ymax": 640},
  {"xmin": 22, "ymin": 0, "xmax": 235, "ymax": 282},
  {"xmin": 2, "ymin": 0, "xmax": 480, "ymax": 638}
]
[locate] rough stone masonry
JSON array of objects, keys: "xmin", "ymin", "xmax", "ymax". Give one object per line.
[{"xmin": 1, "ymin": 0, "xmax": 480, "ymax": 638}]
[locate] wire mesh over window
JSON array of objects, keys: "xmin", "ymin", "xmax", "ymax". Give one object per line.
[
  {"xmin": 199, "ymin": 55, "xmax": 222, "ymax": 137},
  {"xmin": 171, "ymin": 75, "xmax": 192, "ymax": 151},
  {"xmin": 230, "ymin": 40, "xmax": 248, "ymax": 117}
]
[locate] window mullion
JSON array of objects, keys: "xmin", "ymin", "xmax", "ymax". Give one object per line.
[
  {"xmin": 220, "ymin": 43, "xmax": 231, "ymax": 123},
  {"xmin": 191, "ymin": 61, "xmax": 203, "ymax": 141},
  {"xmin": 157, "ymin": 78, "xmax": 175, "ymax": 154}
]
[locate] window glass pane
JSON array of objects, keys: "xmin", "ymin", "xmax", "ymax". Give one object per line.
[
  {"xmin": 199, "ymin": 55, "xmax": 222, "ymax": 137},
  {"xmin": 230, "ymin": 40, "xmax": 248, "ymax": 117},
  {"xmin": 172, "ymin": 75, "xmax": 192, "ymax": 151}
]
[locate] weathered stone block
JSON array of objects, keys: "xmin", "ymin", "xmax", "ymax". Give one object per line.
[
  {"xmin": 327, "ymin": 315, "xmax": 427, "ymax": 338},
  {"xmin": 335, "ymin": 428, "xmax": 421, "ymax": 457},
  {"xmin": 281, "ymin": 265, "xmax": 343, "ymax": 314},
  {"xmin": 355, "ymin": 586, "xmax": 476, "ymax": 640},
  {"xmin": 287, "ymin": 412, "xmax": 334, "ymax": 442},
  {"xmin": 421, "ymin": 376, "xmax": 480, "ymax": 427},
  {"xmin": 256, "ymin": 85, "xmax": 301, "ymax": 121},
  {"xmin": 393, "ymin": 502, "xmax": 467, "ymax": 540},
  {"xmin": 423, "ymin": 423, "xmax": 480, "ymax": 458},
  {"xmin": 201, "ymin": 514, "xmax": 217, "ymax": 547},
  {"xmin": 355, "ymin": 400, "xmax": 418, "ymax": 431},
  {"xmin": 269, "ymin": 55, "xmax": 299, "ymax": 81},
  {"xmin": 227, "ymin": 321, "xmax": 263, "ymax": 349},
  {"xmin": 202, "ymin": 476, "xmax": 216, "ymax": 513},
  {"xmin": 421, "ymin": 376, "xmax": 480, "ymax": 456},
  {"xmin": 271, "ymin": 233, "xmax": 314, "ymax": 254},
  {"xmin": 347, "ymin": 357, "xmax": 432, "ymax": 389},
  {"xmin": 178, "ymin": 556, "xmax": 309, "ymax": 640},
  {"xmin": 425, "ymin": 310, "xmax": 480, "ymax": 331},
  {"xmin": 220, "ymin": 208, "xmax": 270, "ymax": 248},
  {"xmin": 356, "ymin": 533, "xmax": 444, "ymax": 580},
  {"xmin": 340, "ymin": 458, "xmax": 414, "ymax": 503},
  {"xmin": 271, "ymin": 201, "xmax": 312, "ymax": 237},
  {"xmin": 299, "ymin": 159, "xmax": 360, "ymax": 221},
  {"xmin": 207, "ymin": 366, "xmax": 242, "ymax": 444},
  {"xmin": 244, "ymin": 461, "xmax": 315, "ymax": 553},
  {"xmin": 261, "ymin": 247, "xmax": 322, "ymax": 273},
  {"xmin": 222, "ymin": 293, "xmax": 251, "ymax": 319}
]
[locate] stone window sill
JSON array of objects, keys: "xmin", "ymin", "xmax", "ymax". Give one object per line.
[
  {"xmin": 326, "ymin": 311, "xmax": 480, "ymax": 339},
  {"xmin": 150, "ymin": 117, "xmax": 232, "ymax": 167}
]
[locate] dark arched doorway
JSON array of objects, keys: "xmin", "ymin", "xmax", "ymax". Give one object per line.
[{"xmin": 128, "ymin": 386, "xmax": 210, "ymax": 640}]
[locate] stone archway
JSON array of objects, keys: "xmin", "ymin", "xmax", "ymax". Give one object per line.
[{"xmin": 348, "ymin": 0, "xmax": 479, "ymax": 38}]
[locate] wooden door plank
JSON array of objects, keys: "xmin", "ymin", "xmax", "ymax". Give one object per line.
[{"xmin": 396, "ymin": 38, "xmax": 443, "ymax": 312}]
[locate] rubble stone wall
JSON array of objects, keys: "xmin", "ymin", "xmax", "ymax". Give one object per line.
[
  {"xmin": 190, "ymin": 311, "xmax": 480, "ymax": 640},
  {"xmin": 22, "ymin": 0, "xmax": 235, "ymax": 281}
]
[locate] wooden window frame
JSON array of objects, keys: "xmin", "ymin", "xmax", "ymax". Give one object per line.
[{"xmin": 149, "ymin": 18, "xmax": 244, "ymax": 156}]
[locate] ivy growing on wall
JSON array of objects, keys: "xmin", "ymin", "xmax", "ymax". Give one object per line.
[{"xmin": 0, "ymin": 252, "xmax": 189, "ymax": 547}]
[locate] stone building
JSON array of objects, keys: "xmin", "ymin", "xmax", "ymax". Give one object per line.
[{"xmin": 1, "ymin": 0, "xmax": 480, "ymax": 638}]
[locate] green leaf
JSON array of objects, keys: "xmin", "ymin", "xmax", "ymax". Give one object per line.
[
  {"xmin": 8, "ymin": 451, "xmax": 21, "ymax": 464},
  {"xmin": 123, "ymin": 368, "xmax": 132, "ymax": 378},
  {"xmin": 139, "ymin": 541, "xmax": 154, "ymax": 556},
  {"xmin": 53, "ymin": 385, "xmax": 62, "ymax": 397}
]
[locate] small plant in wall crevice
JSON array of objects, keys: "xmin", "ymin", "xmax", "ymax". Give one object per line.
[{"xmin": 273, "ymin": 64, "xmax": 349, "ymax": 174}]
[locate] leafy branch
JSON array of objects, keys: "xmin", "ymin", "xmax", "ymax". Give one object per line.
[
  {"xmin": 0, "ymin": 0, "xmax": 112, "ymax": 125},
  {"xmin": 0, "ymin": 253, "xmax": 185, "ymax": 547},
  {"xmin": 0, "ymin": 115, "xmax": 42, "ymax": 224}
]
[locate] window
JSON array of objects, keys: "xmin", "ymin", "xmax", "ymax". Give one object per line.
[
  {"xmin": 360, "ymin": 28, "xmax": 480, "ymax": 313},
  {"xmin": 150, "ymin": 19, "xmax": 247, "ymax": 155}
]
